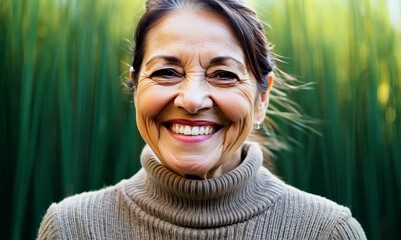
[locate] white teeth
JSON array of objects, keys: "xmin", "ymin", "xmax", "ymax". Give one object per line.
[
  {"xmin": 184, "ymin": 126, "xmax": 191, "ymax": 135},
  {"xmin": 191, "ymin": 126, "xmax": 199, "ymax": 135},
  {"xmin": 170, "ymin": 124, "xmax": 215, "ymax": 136}
]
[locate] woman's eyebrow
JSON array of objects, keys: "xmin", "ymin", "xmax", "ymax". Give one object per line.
[
  {"xmin": 145, "ymin": 55, "xmax": 181, "ymax": 67},
  {"xmin": 209, "ymin": 56, "xmax": 246, "ymax": 70}
]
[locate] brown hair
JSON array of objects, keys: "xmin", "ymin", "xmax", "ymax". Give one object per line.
[{"xmin": 130, "ymin": 0, "xmax": 274, "ymax": 92}]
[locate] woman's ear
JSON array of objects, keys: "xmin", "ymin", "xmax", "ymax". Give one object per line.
[
  {"xmin": 130, "ymin": 66, "xmax": 138, "ymax": 107},
  {"xmin": 134, "ymin": 89, "xmax": 138, "ymax": 107},
  {"xmin": 255, "ymin": 72, "xmax": 274, "ymax": 122},
  {"xmin": 267, "ymin": 72, "xmax": 274, "ymax": 92},
  {"xmin": 255, "ymin": 91, "xmax": 269, "ymax": 122}
]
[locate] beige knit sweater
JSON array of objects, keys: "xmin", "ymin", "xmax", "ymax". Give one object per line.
[{"xmin": 38, "ymin": 143, "xmax": 366, "ymax": 239}]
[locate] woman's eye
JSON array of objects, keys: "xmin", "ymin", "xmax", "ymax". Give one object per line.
[
  {"xmin": 210, "ymin": 71, "xmax": 239, "ymax": 83},
  {"xmin": 150, "ymin": 69, "xmax": 182, "ymax": 80}
]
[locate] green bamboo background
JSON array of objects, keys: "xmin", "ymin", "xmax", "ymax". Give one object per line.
[{"xmin": 1, "ymin": 0, "xmax": 400, "ymax": 239}]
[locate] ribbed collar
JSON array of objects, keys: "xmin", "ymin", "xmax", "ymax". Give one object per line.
[{"xmin": 120, "ymin": 142, "xmax": 285, "ymax": 228}]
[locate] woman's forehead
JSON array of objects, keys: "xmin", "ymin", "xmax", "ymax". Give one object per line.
[
  {"xmin": 143, "ymin": 9, "xmax": 245, "ymax": 65},
  {"xmin": 149, "ymin": 10, "xmax": 237, "ymax": 41}
]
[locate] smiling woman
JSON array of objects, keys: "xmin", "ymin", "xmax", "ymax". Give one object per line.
[
  {"xmin": 37, "ymin": 0, "xmax": 366, "ymax": 239},
  {"xmin": 134, "ymin": 9, "xmax": 265, "ymax": 179}
]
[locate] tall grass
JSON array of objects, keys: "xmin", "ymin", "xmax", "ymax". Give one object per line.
[
  {"xmin": 0, "ymin": 0, "xmax": 400, "ymax": 239},
  {"xmin": 1, "ymin": 0, "xmax": 143, "ymax": 239},
  {"xmin": 255, "ymin": 0, "xmax": 401, "ymax": 239}
]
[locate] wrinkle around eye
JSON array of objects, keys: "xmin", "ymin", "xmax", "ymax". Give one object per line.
[
  {"xmin": 207, "ymin": 72, "xmax": 251, "ymax": 88},
  {"xmin": 151, "ymin": 69, "xmax": 181, "ymax": 79},
  {"xmin": 139, "ymin": 69, "xmax": 153, "ymax": 79},
  {"xmin": 146, "ymin": 68, "xmax": 184, "ymax": 85}
]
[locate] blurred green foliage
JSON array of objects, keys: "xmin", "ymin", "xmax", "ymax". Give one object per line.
[{"xmin": 0, "ymin": 0, "xmax": 400, "ymax": 239}]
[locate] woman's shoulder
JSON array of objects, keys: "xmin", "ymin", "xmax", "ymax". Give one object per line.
[
  {"xmin": 282, "ymin": 184, "xmax": 350, "ymax": 211},
  {"xmin": 259, "ymin": 168, "xmax": 350, "ymax": 214},
  {"xmin": 54, "ymin": 182, "xmax": 121, "ymax": 211},
  {"xmin": 37, "ymin": 180, "xmax": 127, "ymax": 239},
  {"xmin": 272, "ymin": 183, "xmax": 366, "ymax": 239}
]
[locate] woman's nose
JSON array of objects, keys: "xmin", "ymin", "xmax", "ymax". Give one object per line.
[{"xmin": 174, "ymin": 79, "xmax": 213, "ymax": 114}]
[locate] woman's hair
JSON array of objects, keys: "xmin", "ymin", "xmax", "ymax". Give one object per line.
[{"xmin": 128, "ymin": 0, "xmax": 313, "ymax": 169}]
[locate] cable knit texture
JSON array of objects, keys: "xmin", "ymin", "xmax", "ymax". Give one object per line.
[{"xmin": 38, "ymin": 143, "xmax": 366, "ymax": 239}]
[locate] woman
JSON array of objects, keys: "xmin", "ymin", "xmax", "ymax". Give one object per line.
[{"xmin": 38, "ymin": 0, "xmax": 366, "ymax": 239}]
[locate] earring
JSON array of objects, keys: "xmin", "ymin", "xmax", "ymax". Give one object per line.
[
  {"xmin": 129, "ymin": 66, "xmax": 135, "ymax": 81},
  {"xmin": 255, "ymin": 120, "xmax": 261, "ymax": 131}
]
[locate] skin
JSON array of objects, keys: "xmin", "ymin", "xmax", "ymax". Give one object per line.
[{"xmin": 134, "ymin": 9, "xmax": 271, "ymax": 179}]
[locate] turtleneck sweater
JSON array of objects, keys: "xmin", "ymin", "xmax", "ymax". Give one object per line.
[{"xmin": 38, "ymin": 143, "xmax": 366, "ymax": 239}]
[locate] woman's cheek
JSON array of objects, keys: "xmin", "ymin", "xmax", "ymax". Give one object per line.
[
  {"xmin": 135, "ymin": 82, "xmax": 165, "ymax": 148},
  {"xmin": 214, "ymin": 88, "xmax": 255, "ymax": 122},
  {"xmin": 136, "ymin": 82, "xmax": 171, "ymax": 118},
  {"xmin": 216, "ymin": 88, "xmax": 255, "ymax": 146}
]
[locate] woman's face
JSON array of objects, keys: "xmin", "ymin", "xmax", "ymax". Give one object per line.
[{"xmin": 134, "ymin": 9, "xmax": 269, "ymax": 179}]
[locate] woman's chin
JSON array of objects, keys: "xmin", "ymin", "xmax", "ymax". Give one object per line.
[
  {"xmin": 163, "ymin": 156, "xmax": 215, "ymax": 179},
  {"xmin": 161, "ymin": 149, "xmax": 241, "ymax": 179},
  {"xmin": 156, "ymin": 127, "xmax": 242, "ymax": 179}
]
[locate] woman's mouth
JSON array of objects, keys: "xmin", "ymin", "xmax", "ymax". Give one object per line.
[
  {"xmin": 163, "ymin": 120, "xmax": 222, "ymax": 142},
  {"xmin": 170, "ymin": 123, "xmax": 216, "ymax": 136}
]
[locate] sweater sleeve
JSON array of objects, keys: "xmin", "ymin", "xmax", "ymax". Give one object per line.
[
  {"xmin": 330, "ymin": 208, "xmax": 367, "ymax": 240},
  {"xmin": 37, "ymin": 203, "xmax": 61, "ymax": 240}
]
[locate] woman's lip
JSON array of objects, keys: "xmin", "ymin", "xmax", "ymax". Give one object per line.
[
  {"xmin": 162, "ymin": 119, "xmax": 223, "ymax": 143},
  {"xmin": 164, "ymin": 125, "xmax": 219, "ymax": 143},
  {"xmin": 164, "ymin": 119, "xmax": 220, "ymax": 127}
]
